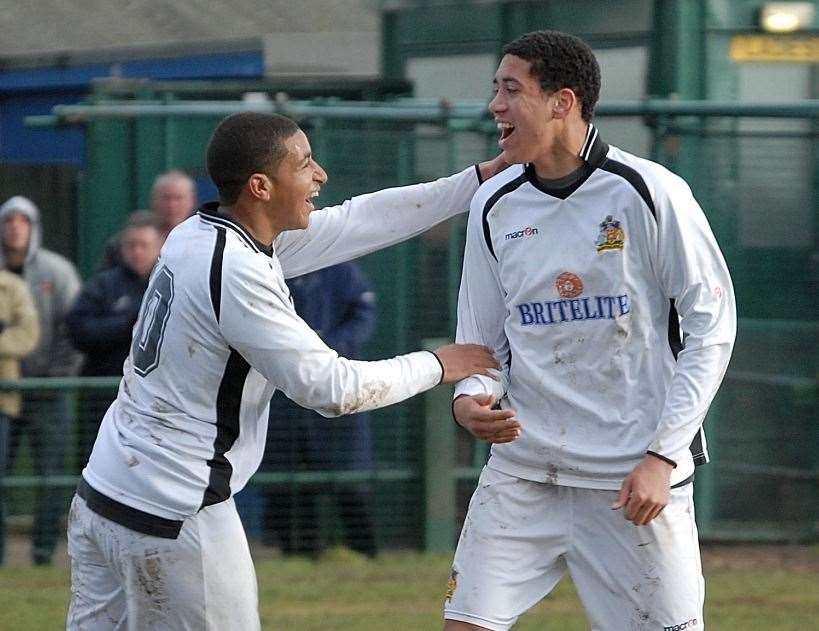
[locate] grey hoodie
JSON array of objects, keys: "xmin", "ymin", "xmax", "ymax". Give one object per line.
[{"xmin": 0, "ymin": 196, "xmax": 82, "ymax": 377}]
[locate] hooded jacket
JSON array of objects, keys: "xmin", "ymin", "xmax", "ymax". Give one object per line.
[
  {"xmin": 0, "ymin": 270, "xmax": 40, "ymax": 416},
  {"xmin": 0, "ymin": 196, "xmax": 82, "ymax": 377}
]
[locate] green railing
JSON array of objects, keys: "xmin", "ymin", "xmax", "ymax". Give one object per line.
[{"xmin": 16, "ymin": 98, "xmax": 819, "ymax": 547}]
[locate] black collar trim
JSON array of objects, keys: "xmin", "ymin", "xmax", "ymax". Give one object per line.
[
  {"xmin": 197, "ymin": 203, "xmax": 273, "ymax": 256},
  {"xmin": 522, "ymin": 123, "xmax": 609, "ymax": 200}
]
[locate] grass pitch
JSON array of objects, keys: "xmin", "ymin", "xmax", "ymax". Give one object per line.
[{"xmin": 0, "ymin": 545, "xmax": 816, "ymax": 630}]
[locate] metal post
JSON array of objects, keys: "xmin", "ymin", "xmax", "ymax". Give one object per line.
[
  {"xmin": 423, "ymin": 337, "xmax": 457, "ymax": 553},
  {"xmin": 693, "ymin": 393, "xmax": 720, "ymax": 539}
]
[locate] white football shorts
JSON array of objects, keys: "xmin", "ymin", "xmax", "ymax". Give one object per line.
[
  {"xmin": 66, "ymin": 494, "xmax": 260, "ymax": 630},
  {"xmin": 444, "ymin": 466, "xmax": 704, "ymax": 631}
]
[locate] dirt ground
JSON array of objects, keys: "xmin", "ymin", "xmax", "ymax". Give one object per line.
[{"xmin": 3, "ymin": 532, "xmax": 817, "ymax": 573}]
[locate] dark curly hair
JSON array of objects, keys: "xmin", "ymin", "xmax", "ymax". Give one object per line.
[
  {"xmin": 503, "ymin": 30, "xmax": 601, "ymax": 123},
  {"xmin": 206, "ymin": 112, "xmax": 300, "ymax": 206}
]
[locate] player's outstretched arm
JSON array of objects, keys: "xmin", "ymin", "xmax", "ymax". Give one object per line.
[
  {"xmin": 276, "ymin": 158, "xmax": 510, "ymax": 279},
  {"xmin": 453, "ymin": 394, "xmax": 521, "ymax": 444},
  {"xmin": 219, "ymin": 255, "xmax": 504, "ymax": 418},
  {"xmin": 433, "ymin": 343, "xmax": 500, "ymax": 385}
]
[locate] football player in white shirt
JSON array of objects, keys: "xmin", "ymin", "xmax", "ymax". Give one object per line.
[
  {"xmin": 66, "ymin": 112, "xmax": 517, "ymax": 630},
  {"xmin": 444, "ymin": 31, "xmax": 736, "ymax": 631}
]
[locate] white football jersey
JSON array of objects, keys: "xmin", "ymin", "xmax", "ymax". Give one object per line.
[
  {"xmin": 454, "ymin": 126, "xmax": 736, "ymax": 489},
  {"xmin": 81, "ymin": 167, "xmax": 481, "ymax": 535}
]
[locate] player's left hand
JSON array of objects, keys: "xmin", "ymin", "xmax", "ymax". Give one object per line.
[
  {"xmin": 611, "ymin": 454, "xmax": 674, "ymax": 526},
  {"xmin": 477, "ymin": 154, "xmax": 512, "ymax": 181}
]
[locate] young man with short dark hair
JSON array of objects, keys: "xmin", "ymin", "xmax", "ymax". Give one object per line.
[
  {"xmin": 66, "ymin": 111, "xmax": 512, "ymax": 630},
  {"xmin": 445, "ymin": 30, "xmax": 735, "ymax": 630}
]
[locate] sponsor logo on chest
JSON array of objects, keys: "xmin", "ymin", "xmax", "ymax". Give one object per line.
[
  {"xmin": 505, "ymin": 226, "xmax": 539, "ymax": 240},
  {"xmin": 516, "ymin": 272, "xmax": 630, "ymax": 327}
]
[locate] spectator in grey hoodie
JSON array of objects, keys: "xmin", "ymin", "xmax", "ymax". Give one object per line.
[{"xmin": 0, "ymin": 195, "xmax": 81, "ymax": 565}]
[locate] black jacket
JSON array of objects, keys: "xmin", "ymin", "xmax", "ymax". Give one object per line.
[{"xmin": 66, "ymin": 265, "xmax": 148, "ymax": 377}]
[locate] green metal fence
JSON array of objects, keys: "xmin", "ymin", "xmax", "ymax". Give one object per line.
[{"xmin": 12, "ymin": 98, "xmax": 819, "ymax": 554}]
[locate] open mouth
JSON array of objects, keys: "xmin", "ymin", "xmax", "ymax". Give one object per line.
[
  {"xmin": 497, "ymin": 121, "xmax": 516, "ymax": 144},
  {"xmin": 305, "ymin": 190, "xmax": 319, "ymax": 209}
]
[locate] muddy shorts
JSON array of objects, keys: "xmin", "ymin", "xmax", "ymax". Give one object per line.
[
  {"xmin": 444, "ymin": 466, "xmax": 704, "ymax": 631},
  {"xmin": 66, "ymin": 494, "xmax": 259, "ymax": 630}
]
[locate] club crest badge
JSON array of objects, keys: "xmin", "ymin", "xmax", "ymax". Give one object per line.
[{"xmin": 595, "ymin": 215, "xmax": 625, "ymax": 252}]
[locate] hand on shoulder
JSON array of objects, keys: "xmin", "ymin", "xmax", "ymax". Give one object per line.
[{"xmin": 477, "ymin": 154, "xmax": 513, "ymax": 182}]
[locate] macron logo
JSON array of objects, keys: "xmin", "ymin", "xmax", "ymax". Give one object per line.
[{"xmin": 505, "ymin": 226, "xmax": 539, "ymax": 241}]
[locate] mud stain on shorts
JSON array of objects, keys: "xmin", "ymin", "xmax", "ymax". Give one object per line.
[{"xmin": 135, "ymin": 548, "xmax": 168, "ymax": 608}]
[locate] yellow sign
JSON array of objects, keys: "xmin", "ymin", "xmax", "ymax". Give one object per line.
[{"xmin": 730, "ymin": 35, "xmax": 819, "ymax": 63}]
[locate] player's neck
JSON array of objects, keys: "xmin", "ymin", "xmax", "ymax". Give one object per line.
[
  {"xmin": 529, "ymin": 120, "xmax": 588, "ymax": 180},
  {"xmin": 219, "ymin": 204, "xmax": 275, "ymax": 247}
]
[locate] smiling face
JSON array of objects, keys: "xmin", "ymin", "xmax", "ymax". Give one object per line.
[
  {"xmin": 268, "ymin": 130, "xmax": 328, "ymax": 232},
  {"xmin": 489, "ymin": 54, "xmax": 563, "ymax": 165}
]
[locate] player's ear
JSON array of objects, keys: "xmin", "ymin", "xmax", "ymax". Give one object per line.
[
  {"xmin": 247, "ymin": 173, "xmax": 273, "ymax": 202},
  {"xmin": 551, "ymin": 88, "xmax": 576, "ymax": 120}
]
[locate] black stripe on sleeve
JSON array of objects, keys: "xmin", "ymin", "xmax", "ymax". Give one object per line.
[
  {"xmin": 481, "ymin": 174, "xmax": 528, "ymax": 260},
  {"xmin": 200, "ymin": 348, "xmax": 251, "ymax": 509},
  {"xmin": 209, "ymin": 227, "xmax": 226, "ymax": 322},
  {"xmin": 474, "ymin": 163, "xmax": 484, "ymax": 185},
  {"xmin": 689, "ymin": 427, "xmax": 709, "ymax": 466},
  {"xmin": 667, "ymin": 299, "xmax": 683, "ymax": 360},
  {"xmin": 599, "ymin": 159, "xmax": 656, "ymax": 220},
  {"xmin": 667, "ymin": 300, "xmax": 710, "ymax": 466}
]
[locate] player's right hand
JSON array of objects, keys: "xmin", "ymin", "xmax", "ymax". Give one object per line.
[
  {"xmin": 433, "ymin": 343, "xmax": 499, "ymax": 384},
  {"xmin": 453, "ymin": 393, "xmax": 521, "ymax": 444}
]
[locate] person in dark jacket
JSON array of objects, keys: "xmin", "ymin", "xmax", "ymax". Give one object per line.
[
  {"xmin": 261, "ymin": 262, "xmax": 379, "ymax": 557},
  {"xmin": 66, "ymin": 211, "xmax": 161, "ymax": 464}
]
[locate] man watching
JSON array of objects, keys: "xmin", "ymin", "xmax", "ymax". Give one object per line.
[
  {"xmin": 67, "ymin": 211, "xmax": 162, "ymax": 464},
  {"xmin": 150, "ymin": 170, "xmax": 197, "ymax": 242}
]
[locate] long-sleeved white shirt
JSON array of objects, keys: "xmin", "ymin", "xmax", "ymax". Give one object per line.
[
  {"xmin": 81, "ymin": 166, "xmax": 481, "ymax": 534},
  {"xmin": 454, "ymin": 126, "xmax": 736, "ymax": 489}
]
